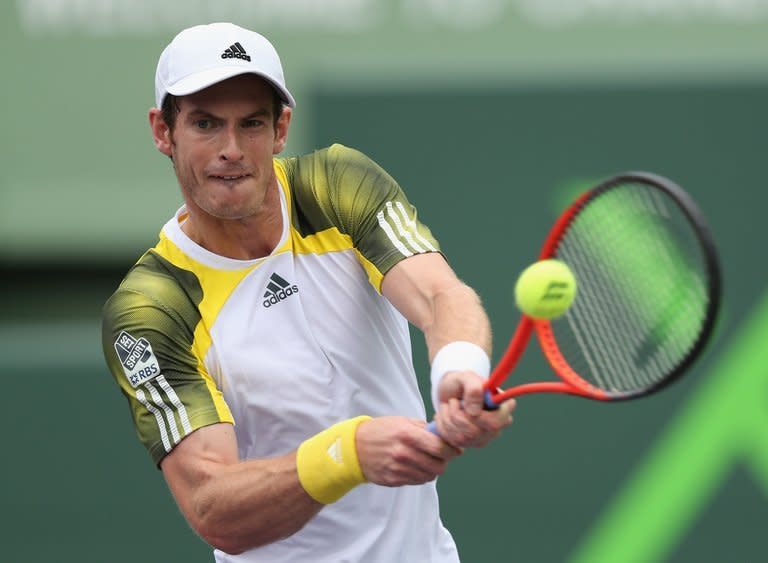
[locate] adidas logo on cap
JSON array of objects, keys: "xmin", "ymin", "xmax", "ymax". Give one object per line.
[
  {"xmin": 263, "ymin": 273, "xmax": 299, "ymax": 308},
  {"xmin": 221, "ymin": 42, "xmax": 251, "ymax": 62}
]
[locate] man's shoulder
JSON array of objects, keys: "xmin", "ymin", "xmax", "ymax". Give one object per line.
[
  {"xmin": 277, "ymin": 143, "xmax": 371, "ymax": 190},
  {"xmin": 103, "ymin": 250, "xmax": 203, "ymax": 323},
  {"xmin": 281, "ymin": 142, "xmax": 365, "ymax": 167}
]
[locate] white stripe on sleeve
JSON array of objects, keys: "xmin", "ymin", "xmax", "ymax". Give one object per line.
[
  {"xmin": 156, "ymin": 375, "xmax": 193, "ymax": 435},
  {"xmin": 145, "ymin": 382, "xmax": 181, "ymax": 444},
  {"xmin": 386, "ymin": 202, "xmax": 425, "ymax": 253},
  {"xmin": 395, "ymin": 201, "xmax": 437, "ymax": 252},
  {"xmin": 377, "ymin": 210, "xmax": 413, "ymax": 257},
  {"xmin": 136, "ymin": 388, "xmax": 172, "ymax": 452}
]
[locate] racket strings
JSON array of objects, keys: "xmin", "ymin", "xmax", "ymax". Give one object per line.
[
  {"xmin": 552, "ymin": 182, "xmax": 711, "ymax": 395},
  {"xmin": 560, "ymin": 231, "xmax": 661, "ymax": 392},
  {"xmin": 564, "ymin": 204, "xmax": 669, "ymax": 393},
  {"xmin": 608, "ymin": 188, "xmax": 705, "ymax": 372},
  {"xmin": 635, "ymin": 187, "xmax": 710, "ymax": 362}
]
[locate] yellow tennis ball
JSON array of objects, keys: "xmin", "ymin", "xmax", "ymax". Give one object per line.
[{"xmin": 514, "ymin": 259, "xmax": 577, "ymax": 320}]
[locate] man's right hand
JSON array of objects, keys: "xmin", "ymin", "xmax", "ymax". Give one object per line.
[{"xmin": 355, "ymin": 416, "xmax": 462, "ymax": 486}]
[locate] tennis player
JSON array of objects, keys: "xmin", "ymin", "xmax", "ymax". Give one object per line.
[{"xmin": 101, "ymin": 22, "xmax": 515, "ymax": 562}]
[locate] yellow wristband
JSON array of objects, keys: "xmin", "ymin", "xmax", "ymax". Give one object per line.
[{"xmin": 296, "ymin": 416, "xmax": 371, "ymax": 504}]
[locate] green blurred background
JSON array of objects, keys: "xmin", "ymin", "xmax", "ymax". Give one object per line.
[{"xmin": 2, "ymin": 1, "xmax": 767, "ymax": 561}]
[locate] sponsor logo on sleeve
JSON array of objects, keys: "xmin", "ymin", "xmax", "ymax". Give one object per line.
[{"xmin": 114, "ymin": 330, "xmax": 161, "ymax": 388}]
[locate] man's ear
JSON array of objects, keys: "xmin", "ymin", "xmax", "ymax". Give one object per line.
[
  {"xmin": 149, "ymin": 108, "xmax": 173, "ymax": 157},
  {"xmin": 273, "ymin": 107, "xmax": 292, "ymax": 155}
]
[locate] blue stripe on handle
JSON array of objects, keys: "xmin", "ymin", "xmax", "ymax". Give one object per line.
[{"xmin": 484, "ymin": 390, "xmax": 500, "ymax": 410}]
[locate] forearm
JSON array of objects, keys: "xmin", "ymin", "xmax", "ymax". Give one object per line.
[
  {"xmin": 175, "ymin": 452, "xmax": 321, "ymax": 554},
  {"xmin": 381, "ymin": 254, "xmax": 493, "ymax": 395},
  {"xmin": 382, "ymin": 253, "xmax": 506, "ymax": 439},
  {"xmin": 424, "ymin": 282, "xmax": 492, "ymax": 360},
  {"xmin": 425, "ymin": 284, "xmax": 515, "ymax": 449}
]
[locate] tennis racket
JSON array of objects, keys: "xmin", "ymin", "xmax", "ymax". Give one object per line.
[{"xmin": 430, "ymin": 171, "xmax": 721, "ymax": 429}]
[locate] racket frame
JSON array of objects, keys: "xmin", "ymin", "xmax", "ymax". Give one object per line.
[{"xmin": 485, "ymin": 172, "xmax": 721, "ymax": 405}]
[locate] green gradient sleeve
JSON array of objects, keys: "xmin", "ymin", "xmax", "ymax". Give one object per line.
[
  {"xmin": 284, "ymin": 143, "xmax": 441, "ymax": 276},
  {"xmin": 101, "ymin": 253, "xmax": 230, "ymax": 465}
]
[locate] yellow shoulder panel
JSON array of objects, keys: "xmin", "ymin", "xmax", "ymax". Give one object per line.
[{"xmin": 154, "ymin": 233, "xmax": 257, "ymax": 423}]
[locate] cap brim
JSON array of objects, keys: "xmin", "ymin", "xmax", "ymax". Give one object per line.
[{"xmin": 165, "ymin": 66, "xmax": 296, "ymax": 108}]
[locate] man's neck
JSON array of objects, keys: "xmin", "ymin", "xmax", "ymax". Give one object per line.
[{"xmin": 181, "ymin": 181, "xmax": 283, "ymax": 260}]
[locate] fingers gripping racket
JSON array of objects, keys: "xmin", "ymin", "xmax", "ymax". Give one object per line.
[{"xmin": 433, "ymin": 172, "xmax": 721, "ymax": 425}]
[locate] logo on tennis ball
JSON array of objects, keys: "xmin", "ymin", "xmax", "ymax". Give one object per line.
[{"xmin": 514, "ymin": 259, "xmax": 577, "ymax": 320}]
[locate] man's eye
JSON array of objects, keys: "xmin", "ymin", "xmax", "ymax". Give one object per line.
[
  {"xmin": 244, "ymin": 119, "xmax": 263, "ymax": 128},
  {"xmin": 195, "ymin": 120, "xmax": 212, "ymax": 129}
]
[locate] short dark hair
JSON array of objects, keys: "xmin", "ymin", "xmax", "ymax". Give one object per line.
[
  {"xmin": 161, "ymin": 94, "xmax": 181, "ymax": 131},
  {"xmin": 160, "ymin": 88, "xmax": 286, "ymax": 132}
]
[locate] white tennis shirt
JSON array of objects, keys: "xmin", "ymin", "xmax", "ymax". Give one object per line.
[{"xmin": 102, "ymin": 145, "xmax": 460, "ymax": 562}]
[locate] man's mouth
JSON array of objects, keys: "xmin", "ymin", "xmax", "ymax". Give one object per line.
[{"xmin": 210, "ymin": 173, "xmax": 250, "ymax": 181}]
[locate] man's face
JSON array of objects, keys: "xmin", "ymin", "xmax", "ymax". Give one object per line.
[{"xmin": 155, "ymin": 74, "xmax": 290, "ymax": 221}]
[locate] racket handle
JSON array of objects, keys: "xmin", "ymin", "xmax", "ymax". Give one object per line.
[
  {"xmin": 484, "ymin": 390, "xmax": 501, "ymax": 410},
  {"xmin": 426, "ymin": 390, "xmax": 499, "ymax": 436}
]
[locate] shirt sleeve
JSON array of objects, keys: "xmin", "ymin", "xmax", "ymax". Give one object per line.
[
  {"xmin": 101, "ymin": 255, "xmax": 233, "ymax": 466},
  {"xmin": 284, "ymin": 143, "xmax": 442, "ymax": 287}
]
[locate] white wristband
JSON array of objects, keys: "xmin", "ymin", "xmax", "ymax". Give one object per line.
[{"xmin": 430, "ymin": 341, "xmax": 491, "ymax": 411}]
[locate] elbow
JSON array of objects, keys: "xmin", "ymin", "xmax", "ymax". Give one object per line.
[
  {"xmin": 209, "ymin": 540, "xmax": 248, "ymax": 557},
  {"xmin": 197, "ymin": 525, "xmax": 303, "ymax": 556},
  {"xmin": 195, "ymin": 519, "xmax": 249, "ymax": 555},
  {"xmin": 187, "ymin": 495, "xmax": 245, "ymax": 554},
  {"xmin": 192, "ymin": 508, "xmax": 308, "ymax": 555},
  {"xmin": 189, "ymin": 501, "xmax": 245, "ymax": 554}
]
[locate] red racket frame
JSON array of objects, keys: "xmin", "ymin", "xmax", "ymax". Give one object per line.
[
  {"xmin": 482, "ymin": 172, "xmax": 721, "ymax": 406},
  {"xmin": 483, "ymin": 191, "xmax": 610, "ymax": 404}
]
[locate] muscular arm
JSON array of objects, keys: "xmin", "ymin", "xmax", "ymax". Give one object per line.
[
  {"xmin": 161, "ymin": 417, "xmax": 461, "ymax": 555},
  {"xmin": 382, "ymin": 252, "xmax": 515, "ymax": 446},
  {"xmin": 160, "ymin": 423, "xmax": 321, "ymax": 555},
  {"xmin": 382, "ymin": 252, "xmax": 491, "ymax": 361}
]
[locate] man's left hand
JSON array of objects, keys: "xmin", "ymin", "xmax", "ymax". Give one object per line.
[{"xmin": 433, "ymin": 370, "xmax": 516, "ymax": 448}]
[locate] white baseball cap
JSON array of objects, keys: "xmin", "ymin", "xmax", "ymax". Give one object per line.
[{"xmin": 154, "ymin": 22, "xmax": 296, "ymax": 109}]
